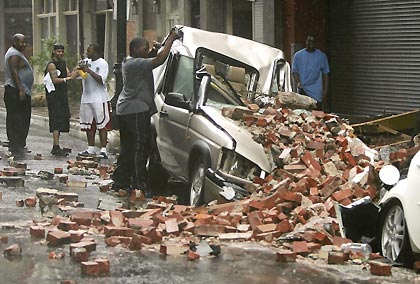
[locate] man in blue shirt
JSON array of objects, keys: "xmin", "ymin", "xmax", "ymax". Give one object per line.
[{"xmin": 292, "ymin": 35, "xmax": 329, "ymax": 110}]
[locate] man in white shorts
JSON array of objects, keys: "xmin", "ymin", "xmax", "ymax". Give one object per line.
[{"xmin": 78, "ymin": 43, "xmax": 111, "ymax": 159}]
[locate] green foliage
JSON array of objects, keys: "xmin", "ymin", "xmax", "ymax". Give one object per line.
[{"xmin": 30, "ymin": 37, "xmax": 82, "ymax": 104}]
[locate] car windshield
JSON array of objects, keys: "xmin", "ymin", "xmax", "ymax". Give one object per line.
[
  {"xmin": 195, "ymin": 48, "xmax": 258, "ymax": 105},
  {"xmin": 205, "ymin": 79, "xmax": 243, "ymax": 109}
]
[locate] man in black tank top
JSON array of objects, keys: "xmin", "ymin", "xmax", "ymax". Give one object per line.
[{"xmin": 44, "ymin": 44, "xmax": 77, "ymax": 156}]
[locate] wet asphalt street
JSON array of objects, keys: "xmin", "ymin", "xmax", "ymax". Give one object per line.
[{"xmin": 0, "ymin": 110, "xmax": 419, "ymax": 284}]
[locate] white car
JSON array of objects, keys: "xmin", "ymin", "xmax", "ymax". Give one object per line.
[
  {"xmin": 148, "ymin": 26, "xmax": 293, "ymax": 206},
  {"xmin": 337, "ymin": 150, "xmax": 420, "ymax": 265}
]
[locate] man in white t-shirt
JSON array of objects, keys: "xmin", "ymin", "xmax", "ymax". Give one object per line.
[{"xmin": 78, "ymin": 43, "xmax": 111, "ymax": 159}]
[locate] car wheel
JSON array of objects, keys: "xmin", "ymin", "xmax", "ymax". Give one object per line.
[
  {"xmin": 147, "ymin": 137, "xmax": 169, "ymax": 194},
  {"xmin": 188, "ymin": 156, "xmax": 208, "ymax": 207},
  {"xmin": 380, "ymin": 203, "xmax": 412, "ymax": 264}
]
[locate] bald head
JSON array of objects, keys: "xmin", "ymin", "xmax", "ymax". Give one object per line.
[
  {"xmin": 12, "ymin": 33, "xmax": 27, "ymax": 52},
  {"xmin": 129, "ymin": 37, "xmax": 150, "ymax": 58}
]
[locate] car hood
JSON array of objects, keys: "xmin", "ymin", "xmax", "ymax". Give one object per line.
[{"xmin": 201, "ymin": 106, "xmax": 273, "ymax": 173}]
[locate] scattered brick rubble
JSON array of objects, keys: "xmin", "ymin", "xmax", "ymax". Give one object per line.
[{"xmin": 2, "ymin": 96, "xmax": 420, "ymax": 278}]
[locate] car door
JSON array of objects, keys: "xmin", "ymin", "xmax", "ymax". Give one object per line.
[{"xmin": 157, "ymin": 55, "xmax": 195, "ymax": 179}]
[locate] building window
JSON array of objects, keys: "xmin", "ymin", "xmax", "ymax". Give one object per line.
[
  {"xmin": 62, "ymin": 1, "xmax": 78, "ymax": 55},
  {"xmin": 65, "ymin": 0, "xmax": 78, "ymax": 11},
  {"xmin": 170, "ymin": 0, "xmax": 179, "ymax": 11},
  {"xmin": 36, "ymin": 0, "xmax": 57, "ymax": 41},
  {"xmin": 191, "ymin": 0, "xmax": 200, "ymax": 28},
  {"xmin": 94, "ymin": 2, "xmax": 113, "ymax": 63},
  {"xmin": 5, "ymin": 0, "xmax": 31, "ymax": 8}
]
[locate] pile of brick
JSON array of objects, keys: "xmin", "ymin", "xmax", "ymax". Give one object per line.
[{"xmin": 5, "ymin": 101, "xmax": 420, "ymax": 277}]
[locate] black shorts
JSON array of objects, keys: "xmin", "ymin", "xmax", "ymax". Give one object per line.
[{"xmin": 46, "ymin": 91, "xmax": 70, "ymax": 132}]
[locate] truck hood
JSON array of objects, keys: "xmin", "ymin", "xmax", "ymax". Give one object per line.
[{"xmin": 201, "ymin": 106, "xmax": 273, "ymax": 173}]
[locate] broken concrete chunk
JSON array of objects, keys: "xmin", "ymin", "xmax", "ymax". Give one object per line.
[{"xmin": 66, "ymin": 180, "xmax": 87, "ymax": 188}]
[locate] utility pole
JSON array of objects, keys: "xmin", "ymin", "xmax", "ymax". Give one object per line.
[{"xmin": 111, "ymin": 0, "xmax": 127, "ymax": 129}]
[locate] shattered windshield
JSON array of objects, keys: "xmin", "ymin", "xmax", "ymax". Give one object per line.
[
  {"xmin": 205, "ymin": 79, "xmax": 243, "ymax": 109},
  {"xmin": 195, "ymin": 47, "xmax": 259, "ymax": 104}
]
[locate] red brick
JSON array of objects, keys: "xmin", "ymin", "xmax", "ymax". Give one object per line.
[
  {"xmin": 277, "ymin": 219, "xmax": 293, "ymax": 234},
  {"xmin": 24, "ymin": 197, "xmax": 37, "ymax": 207},
  {"xmin": 58, "ymin": 220, "xmax": 79, "ymax": 232},
  {"xmin": 332, "ymin": 236, "xmax": 352, "ymax": 247},
  {"xmin": 320, "ymin": 176, "xmax": 343, "ymax": 198},
  {"xmin": 328, "ymin": 251, "xmax": 349, "ymax": 264},
  {"xmin": 283, "ymin": 164, "xmax": 307, "ymax": 172},
  {"xmin": 307, "ymin": 242, "xmax": 322, "ymax": 252},
  {"xmin": 129, "ymin": 189, "xmax": 145, "ymax": 203},
  {"xmin": 413, "ymin": 260, "xmax": 420, "ymax": 274},
  {"xmin": 94, "ymin": 258, "xmax": 110, "ymax": 274},
  {"xmin": 301, "ymin": 151, "xmax": 322, "ymax": 171},
  {"xmin": 127, "ymin": 218, "xmax": 154, "ymax": 229},
  {"xmin": 69, "ymin": 230, "xmax": 85, "ymax": 243},
  {"xmin": 71, "ymin": 247, "xmax": 88, "ymax": 262},
  {"xmin": 249, "ymin": 200, "xmax": 265, "ymax": 210},
  {"xmin": 332, "ymin": 188, "xmax": 353, "ymax": 202},
  {"xmin": 324, "ymin": 197, "xmax": 335, "ymax": 215},
  {"xmin": 48, "ymin": 251, "xmax": 65, "ymax": 259},
  {"xmin": 71, "ymin": 211, "xmax": 98, "ymax": 226},
  {"xmin": 104, "ymin": 236, "xmax": 131, "ymax": 247},
  {"xmin": 342, "ymin": 152, "xmax": 357, "ymax": 167},
  {"xmin": 139, "ymin": 208, "xmax": 163, "ymax": 219},
  {"xmin": 109, "ymin": 210, "xmax": 125, "ymax": 227},
  {"xmin": 276, "ymin": 251, "xmax": 297, "ymax": 262},
  {"xmin": 81, "ymin": 261, "xmax": 100, "ymax": 276},
  {"xmin": 46, "ymin": 230, "xmax": 71, "ymax": 246},
  {"xmin": 277, "ymin": 212, "xmax": 287, "ymax": 221},
  {"xmin": 339, "ymin": 198, "xmax": 352, "ymax": 206},
  {"xmin": 168, "ymin": 211, "xmax": 185, "ymax": 222},
  {"xmin": 159, "ymin": 244, "xmax": 168, "ymax": 255},
  {"xmin": 256, "ymin": 223, "xmax": 277, "ymax": 234},
  {"xmin": 30, "ymin": 226, "xmax": 45, "ymax": 238},
  {"xmin": 165, "ymin": 218, "xmax": 179, "ymax": 235},
  {"xmin": 1, "ymin": 236, "xmax": 8, "ymax": 244},
  {"xmin": 143, "ymin": 229, "xmax": 163, "ymax": 243},
  {"xmin": 281, "ymin": 190, "xmax": 302, "ymax": 203},
  {"xmin": 173, "ymin": 205, "xmax": 189, "ymax": 213},
  {"xmin": 216, "ymin": 217, "xmax": 232, "ymax": 226},
  {"xmin": 70, "ymin": 241, "xmax": 96, "ymax": 254},
  {"xmin": 247, "ymin": 210, "xmax": 263, "ymax": 231},
  {"xmin": 129, "ymin": 234, "xmax": 143, "ymax": 251},
  {"xmin": 255, "ymin": 231, "xmax": 277, "ymax": 242},
  {"xmin": 353, "ymin": 186, "xmax": 365, "ymax": 198},
  {"xmin": 369, "ymin": 261, "xmax": 392, "ymax": 276},
  {"xmin": 309, "ymin": 187, "xmax": 319, "ymax": 196},
  {"xmin": 292, "ymin": 241, "xmax": 309, "ymax": 256},
  {"xmin": 187, "ymin": 249, "xmax": 200, "ymax": 261},
  {"xmin": 306, "ymin": 141, "xmax": 325, "ymax": 150},
  {"xmin": 104, "ymin": 226, "xmax": 134, "ymax": 237},
  {"xmin": 121, "ymin": 210, "xmax": 145, "ymax": 219},
  {"xmin": 182, "ymin": 222, "xmax": 195, "ymax": 233}
]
